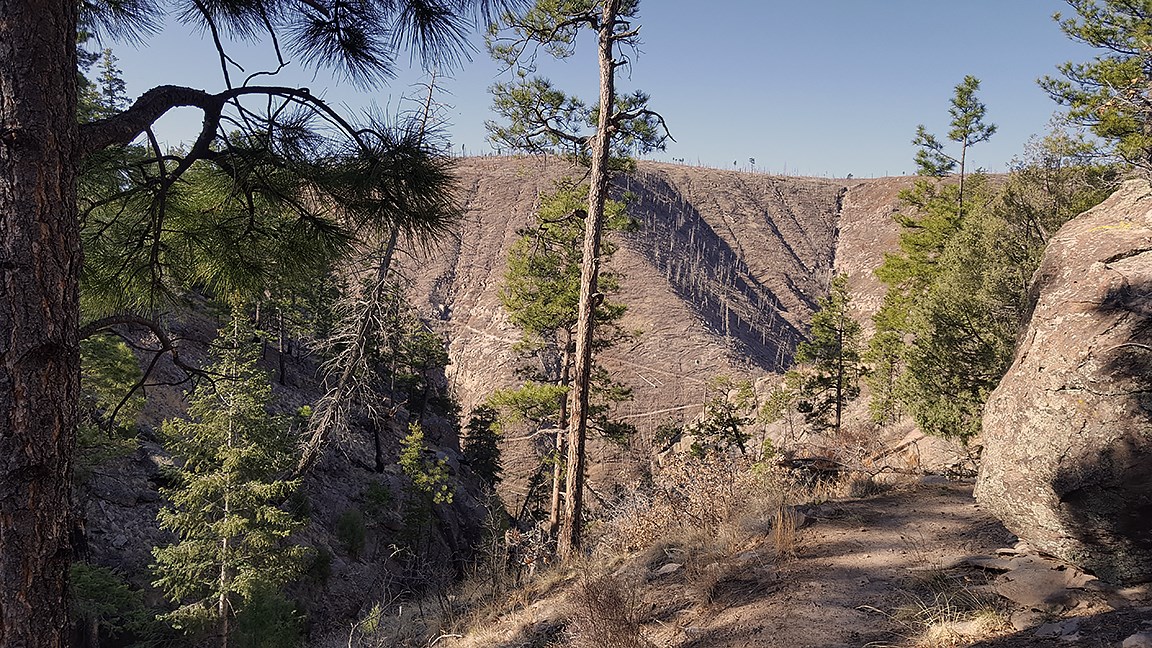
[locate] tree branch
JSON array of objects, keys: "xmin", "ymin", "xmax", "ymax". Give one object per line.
[
  {"xmin": 77, "ymin": 84, "xmax": 359, "ymax": 159},
  {"xmin": 612, "ymin": 107, "xmax": 675, "ymax": 142},
  {"xmin": 80, "ymin": 314, "xmax": 204, "ymax": 379}
]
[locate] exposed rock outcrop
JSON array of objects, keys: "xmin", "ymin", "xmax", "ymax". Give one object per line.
[{"xmin": 975, "ymin": 179, "xmax": 1152, "ymax": 584}]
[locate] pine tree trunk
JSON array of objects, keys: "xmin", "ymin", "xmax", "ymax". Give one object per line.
[
  {"xmin": 958, "ymin": 141, "xmax": 967, "ymax": 218},
  {"xmin": 558, "ymin": 0, "xmax": 619, "ymax": 560},
  {"xmin": 0, "ymin": 2, "xmax": 80, "ymax": 646},
  {"xmin": 277, "ymin": 306, "xmax": 287, "ymax": 385},
  {"xmin": 835, "ymin": 314, "xmax": 844, "ymax": 434},
  {"xmin": 548, "ymin": 429, "xmax": 563, "ymax": 535},
  {"xmin": 548, "ymin": 329, "xmax": 573, "ymax": 536},
  {"xmin": 368, "ymin": 417, "xmax": 384, "ymax": 472},
  {"xmin": 218, "ymin": 556, "xmax": 230, "ymax": 648}
]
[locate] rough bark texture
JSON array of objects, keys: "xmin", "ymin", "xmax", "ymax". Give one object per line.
[
  {"xmin": 0, "ymin": 0, "xmax": 80, "ymax": 645},
  {"xmin": 975, "ymin": 179, "xmax": 1152, "ymax": 584},
  {"xmin": 557, "ymin": 0, "xmax": 619, "ymax": 560}
]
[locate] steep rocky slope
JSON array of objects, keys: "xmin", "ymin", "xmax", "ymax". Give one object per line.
[
  {"xmin": 397, "ymin": 157, "xmax": 915, "ymax": 500},
  {"xmin": 404, "ymin": 158, "xmax": 914, "ymax": 415}
]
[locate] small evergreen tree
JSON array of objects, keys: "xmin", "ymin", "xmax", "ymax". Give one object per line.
[
  {"xmin": 687, "ymin": 376, "xmax": 757, "ymax": 454},
  {"xmin": 912, "ymin": 75, "xmax": 996, "ymax": 218},
  {"xmin": 398, "ymin": 423, "xmax": 454, "ymax": 506},
  {"xmin": 793, "ymin": 274, "xmax": 863, "ymax": 435},
  {"xmin": 95, "ymin": 48, "xmax": 128, "ymax": 116},
  {"xmin": 152, "ymin": 316, "xmax": 307, "ymax": 647},
  {"xmin": 397, "ymin": 423, "xmax": 454, "ymax": 553},
  {"xmin": 462, "ymin": 406, "xmax": 503, "ymax": 487}
]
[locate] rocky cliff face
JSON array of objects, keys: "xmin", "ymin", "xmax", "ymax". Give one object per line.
[
  {"xmin": 404, "ymin": 158, "xmax": 913, "ymax": 415},
  {"xmin": 975, "ymin": 180, "xmax": 1152, "ymax": 584},
  {"xmin": 397, "ymin": 157, "xmax": 913, "ymax": 499}
]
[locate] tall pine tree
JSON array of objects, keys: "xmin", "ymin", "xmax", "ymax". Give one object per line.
[
  {"xmin": 497, "ymin": 180, "xmax": 634, "ymax": 533},
  {"xmin": 488, "ymin": 0, "xmax": 668, "ymax": 559}
]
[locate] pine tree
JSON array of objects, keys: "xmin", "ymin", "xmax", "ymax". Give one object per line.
[
  {"xmin": 1043, "ymin": 0, "xmax": 1152, "ymax": 172},
  {"xmin": 687, "ymin": 376, "xmax": 757, "ymax": 454},
  {"xmin": 488, "ymin": 0, "xmax": 668, "ymax": 559},
  {"xmin": 912, "ymin": 75, "xmax": 996, "ymax": 217},
  {"xmin": 863, "ymin": 329, "xmax": 902, "ymax": 426},
  {"xmin": 398, "ymin": 423, "xmax": 454, "ymax": 506},
  {"xmin": 95, "ymin": 49, "xmax": 128, "ymax": 117},
  {"xmin": 497, "ymin": 180, "xmax": 635, "ymax": 532},
  {"xmin": 793, "ymin": 274, "xmax": 863, "ymax": 435},
  {"xmin": 152, "ymin": 317, "xmax": 307, "ymax": 647},
  {"xmin": 462, "ymin": 406, "xmax": 503, "ymax": 487},
  {"xmin": 871, "ymin": 122, "xmax": 1116, "ymax": 440},
  {"xmin": 397, "ymin": 423, "xmax": 455, "ymax": 554}
]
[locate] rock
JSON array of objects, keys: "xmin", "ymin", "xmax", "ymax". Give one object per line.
[
  {"xmin": 1010, "ymin": 610, "xmax": 1045, "ymax": 632},
  {"xmin": 735, "ymin": 551, "xmax": 760, "ymax": 565},
  {"xmin": 653, "ymin": 562, "xmax": 683, "ymax": 577},
  {"xmin": 991, "ymin": 560, "xmax": 1091, "ymax": 612},
  {"xmin": 682, "ymin": 626, "xmax": 706, "ymax": 639},
  {"xmin": 976, "ymin": 180, "xmax": 1152, "ymax": 585},
  {"xmin": 1034, "ymin": 622, "xmax": 1064, "ymax": 638},
  {"xmin": 1123, "ymin": 631, "xmax": 1152, "ymax": 648}
]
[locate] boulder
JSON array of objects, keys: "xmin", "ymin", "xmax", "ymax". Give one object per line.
[{"xmin": 975, "ymin": 179, "xmax": 1152, "ymax": 584}]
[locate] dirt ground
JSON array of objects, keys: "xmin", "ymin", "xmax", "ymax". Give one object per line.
[
  {"xmin": 642, "ymin": 479, "xmax": 1152, "ymax": 648},
  {"xmin": 446, "ymin": 479, "xmax": 1152, "ymax": 648}
]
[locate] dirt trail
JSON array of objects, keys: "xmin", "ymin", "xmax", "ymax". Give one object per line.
[
  {"xmin": 647, "ymin": 480, "xmax": 1152, "ymax": 648},
  {"xmin": 450, "ymin": 480, "xmax": 1152, "ymax": 648},
  {"xmin": 639, "ymin": 480, "xmax": 1010, "ymax": 647}
]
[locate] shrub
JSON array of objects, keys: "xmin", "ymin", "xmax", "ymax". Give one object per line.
[
  {"xmin": 69, "ymin": 563, "xmax": 160, "ymax": 644},
  {"xmin": 569, "ymin": 574, "xmax": 654, "ymax": 648},
  {"xmin": 599, "ymin": 454, "xmax": 780, "ymax": 553},
  {"xmin": 363, "ymin": 480, "xmax": 393, "ymax": 520},
  {"xmin": 233, "ymin": 586, "xmax": 304, "ymax": 648},
  {"xmin": 336, "ymin": 508, "xmax": 367, "ymax": 559}
]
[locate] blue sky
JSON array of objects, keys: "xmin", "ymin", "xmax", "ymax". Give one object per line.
[{"xmin": 107, "ymin": 1, "xmax": 1095, "ymax": 178}]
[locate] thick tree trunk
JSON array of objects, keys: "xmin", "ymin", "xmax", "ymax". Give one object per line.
[
  {"xmin": 0, "ymin": 2, "xmax": 80, "ymax": 646},
  {"xmin": 557, "ymin": 0, "xmax": 619, "ymax": 560}
]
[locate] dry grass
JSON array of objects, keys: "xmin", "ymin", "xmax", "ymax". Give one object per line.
[
  {"xmin": 568, "ymin": 574, "xmax": 655, "ymax": 648},
  {"xmin": 863, "ymin": 575, "xmax": 1011, "ymax": 648},
  {"xmin": 771, "ymin": 505, "xmax": 799, "ymax": 560},
  {"xmin": 597, "ymin": 453, "xmax": 784, "ymax": 555},
  {"xmin": 378, "ymin": 443, "xmax": 947, "ymax": 647}
]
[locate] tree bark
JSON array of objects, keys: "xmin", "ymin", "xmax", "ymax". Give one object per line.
[
  {"xmin": 835, "ymin": 314, "xmax": 843, "ymax": 434},
  {"xmin": 547, "ymin": 328, "xmax": 572, "ymax": 536},
  {"xmin": 0, "ymin": 2, "xmax": 80, "ymax": 646},
  {"xmin": 557, "ymin": 0, "xmax": 619, "ymax": 560}
]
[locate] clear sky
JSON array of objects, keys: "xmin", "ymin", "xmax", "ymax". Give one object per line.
[{"xmin": 106, "ymin": 1, "xmax": 1096, "ymax": 179}]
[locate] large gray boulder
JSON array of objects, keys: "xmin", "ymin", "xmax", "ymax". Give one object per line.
[{"xmin": 975, "ymin": 179, "xmax": 1152, "ymax": 584}]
